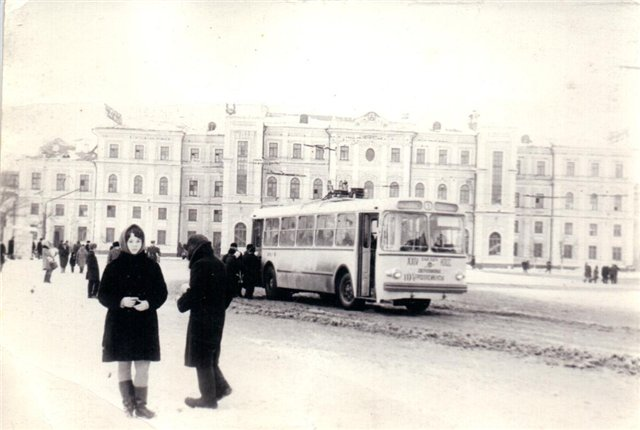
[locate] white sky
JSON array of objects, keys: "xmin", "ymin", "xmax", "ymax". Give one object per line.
[{"xmin": 1, "ymin": 1, "xmax": 639, "ymax": 158}]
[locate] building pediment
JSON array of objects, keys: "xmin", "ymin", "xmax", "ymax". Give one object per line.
[{"xmin": 354, "ymin": 112, "xmax": 389, "ymax": 129}]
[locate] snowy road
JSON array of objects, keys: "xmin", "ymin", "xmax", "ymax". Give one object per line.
[{"xmin": 1, "ymin": 257, "xmax": 639, "ymax": 429}]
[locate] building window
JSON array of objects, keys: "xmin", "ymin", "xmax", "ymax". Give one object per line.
[
  {"xmin": 134, "ymin": 145, "xmax": 144, "ymax": 160},
  {"xmin": 188, "ymin": 209, "xmax": 197, "ymax": 221},
  {"xmin": 340, "ymin": 146, "xmax": 349, "ymax": 161},
  {"xmin": 108, "ymin": 175, "xmax": 118, "ymax": 193},
  {"xmin": 489, "ymin": 232, "xmax": 501, "ymax": 255},
  {"xmin": 79, "ymin": 205, "xmax": 88, "ymax": 217},
  {"xmin": 438, "ymin": 149, "xmax": 447, "ymax": 165},
  {"xmin": 78, "ymin": 227, "xmax": 87, "ymax": 242},
  {"xmin": 268, "ymin": 142, "xmax": 278, "ymax": 158},
  {"xmin": 238, "ymin": 141, "xmax": 248, "ymax": 158},
  {"xmin": 236, "ymin": 162, "xmax": 247, "ymax": 195},
  {"xmin": 190, "ymin": 148, "xmax": 200, "ymax": 161},
  {"xmin": 234, "ymin": 222, "xmax": 247, "ymax": 247},
  {"xmin": 292, "ymin": 144, "xmax": 302, "ymax": 159},
  {"xmin": 389, "ymin": 182, "xmax": 399, "ymax": 198},
  {"xmin": 563, "ymin": 245, "xmax": 573, "ymax": 259},
  {"xmin": 415, "ymin": 183, "xmax": 425, "ymax": 198},
  {"xmin": 566, "ymin": 161, "xmax": 575, "ymax": 176},
  {"xmin": 613, "ymin": 224, "xmax": 621, "ymax": 237},
  {"xmin": 79, "ymin": 174, "xmax": 90, "ymax": 192},
  {"xmin": 158, "ymin": 208, "xmax": 167, "ymax": 220},
  {"xmin": 535, "ymin": 194, "xmax": 544, "ymax": 209},
  {"xmin": 565, "ymin": 192, "xmax": 574, "ymax": 209},
  {"xmin": 612, "ymin": 247, "xmax": 622, "ymax": 261},
  {"xmin": 391, "ymin": 148, "xmax": 400, "ymax": 163},
  {"xmin": 266, "ymin": 177, "xmax": 277, "ymax": 197},
  {"xmin": 364, "ymin": 181, "xmax": 374, "ymax": 199},
  {"xmin": 536, "ymin": 161, "xmax": 546, "ymax": 176},
  {"xmin": 312, "ymin": 179, "xmax": 323, "ymax": 200},
  {"xmin": 515, "ymin": 192, "xmax": 520, "ymax": 208},
  {"xmin": 615, "ymin": 163, "xmax": 623, "ymax": 179},
  {"xmin": 590, "ymin": 162, "xmax": 599, "ymax": 177},
  {"xmin": 157, "ymin": 230, "xmax": 166, "ymax": 245},
  {"xmin": 214, "ymin": 149, "xmax": 223, "ymax": 163},
  {"xmin": 315, "ymin": 147, "xmax": 324, "ymax": 160},
  {"xmin": 132, "ymin": 206, "xmax": 141, "ymax": 219},
  {"xmin": 437, "ymin": 184, "xmax": 447, "ymax": 200},
  {"xmin": 31, "ymin": 172, "xmax": 42, "ymax": 190},
  {"xmin": 613, "ymin": 195, "xmax": 622, "ymax": 211},
  {"xmin": 533, "ymin": 243, "xmax": 543, "ymax": 258},
  {"xmin": 534, "ymin": 221, "xmax": 543, "ymax": 234},
  {"xmin": 160, "ymin": 146, "xmax": 170, "ymax": 160},
  {"xmin": 31, "ymin": 203, "xmax": 39, "ymax": 215},
  {"xmin": 365, "ymin": 148, "xmax": 375, "ymax": 162},
  {"xmin": 514, "ymin": 220, "xmax": 519, "ymax": 233},
  {"xmin": 109, "ymin": 144, "xmax": 119, "ymax": 158},
  {"xmin": 213, "ymin": 209, "xmax": 222, "ymax": 222},
  {"xmin": 189, "ymin": 180, "xmax": 198, "ymax": 197},
  {"xmin": 290, "ymin": 178, "xmax": 300, "ymax": 199},
  {"xmin": 214, "ymin": 181, "xmax": 223, "ymax": 197},
  {"xmin": 589, "ymin": 223, "xmax": 598, "ymax": 236},
  {"xmin": 460, "ymin": 150, "xmax": 470, "ymax": 165},
  {"xmin": 588, "ymin": 245, "xmax": 597, "ymax": 259},
  {"xmin": 590, "ymin": 194, "xmax": 598, "ymax": 211},
  {"xmin": 133, "ymin": 176, "xmax": 143, "ymax": 194},
  {"xmin": 106, "ymin": 228, "xmax": 115, "ymax": 243},
  {"xmin": 159, "ymin": 177, "xmax": 168, "ymax": 195},
  {"xmin": 491, "ymin": 151, "xmax": 503, "ymax": 204},
  {"xmin": 459, "ymin": 185, "xmax": 470, "ymax": 204},
  {"xmin": 416, "ymin": 148, "xmax": 425, "ymax": 164},
  {"xmin": 107, "ymin": 205, "xmax": 116, "ymax": 218},
  {"xmin": 513, "ymin": 242, "xmax": 519, "ymax": 256},
  {"xmin": 565, "ymin": 222, "xmax": 573, "ymax": 235},
  {"xmin": 54, "ymin": 204, "xmax": 64, "ymax": 216},
  {"xmin": 56, "ymin": 174, "xmax": 66, "ymax": 191}
]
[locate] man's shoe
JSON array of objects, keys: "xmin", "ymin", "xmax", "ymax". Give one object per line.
[
  {"xmin": 185, "ymin": 397, "xmax": 218, "ymax": 409},
  {"xmin": 216, "ymin": 387, "xmax": 232, "ymax": 401}
]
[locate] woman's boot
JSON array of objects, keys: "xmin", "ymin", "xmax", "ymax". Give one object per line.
[
  {"xmin": 118, "ymin": 380, "xmax": 135, "ymax": 417},
  {"xmin": 133, "ymin": 386, "xmax": 155, "ymax": 418}
]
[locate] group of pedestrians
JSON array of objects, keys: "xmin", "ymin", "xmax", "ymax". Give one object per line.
[
  {"xmin": 222, "ymin": 242, "xmax": 261, "ymax": 299},
  {"xmin": 583, "ymin": 262, "xmax": 619, "ymax": 284}
]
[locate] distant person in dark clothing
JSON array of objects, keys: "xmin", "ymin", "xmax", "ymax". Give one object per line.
[
  {"xmin": 222, "ymin": 243, "xmax": 243, "ymax": 298},
  {"xmin": 37, "ymin": 239, "xmax": 43, "ymax": 259},
  {"xmin": 147, "ymin": 241, "xmax": 161, "ymax": 263},
  {"xmin": 601, "ymin": 266, "xmax": 610, "ymax": 284},
  {"xmin": 583, "ymin": 263, "xmax": 592, "ymax": 283},
  {"xmin": 592, "ymin": 266, "xmax": 599, "ymax": 283},
  {"xmin": 58, "ymin": 240, "xmax": 70, "ymax": 273},
  {"xmin": 545, "ymin": 260, "xmax": 552, "ymax": 273},
  {"xmin": 609, "ymin": 264, "xmax": 619, "ymax": 284},
  {"xmin": 107, "ymin": 241, "xmax": 121, "ymax": 265},
  {"xmin": 521, "ymin": 260, "xmax": 529, "ymax": 273},
  {"xmin": 86, "ymin": 243, "xmax": 100, "ymax": 298},
  {"xmin": 177, "ymin": 234, "xmax": 232, "ymax": 409},
  {"xmin": 0, "ymin": 242, "xmax": 6, "ymax": 272},
  {"xmin": 70, "ymin": 249, "xmax": 77, "ymax": 272},
  {"xmin": 469, "ymin": 255, "xmax": 476, "ymax": 269},
  {"xmin": 7, "ymin": 237, "xmax": 14, "ymax": 259},
  {"xmin": 241, "ymin": 244, "xmax": 260, "ymax": 299}
]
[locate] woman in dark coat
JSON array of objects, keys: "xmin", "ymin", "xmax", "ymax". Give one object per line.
[
  {"xmin": 98, "ymin": 224, "xmax": 167, "ymax": 418},
  {"xmin": 177, "ymin": 234, "xmax": 232, "ymax": 408},
  {"xmin": 86, "ymin": 243, "xmax": 100, "ymax": 298},
  {"xmin": 58, "ymin": 241, "xmax": 70, "ymax": 273}
]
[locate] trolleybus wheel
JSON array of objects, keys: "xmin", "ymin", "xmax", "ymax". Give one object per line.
[
  {"xmin": 264, "ymin": 266, "xmax": 280, "ymax": 300},
  {"xmin": 337, "ymin": 273, "xmax": 364, "ymax": 311},
  {"xmin": 405, "ymin": 300, "xmax": 431, "ymax": 315}
]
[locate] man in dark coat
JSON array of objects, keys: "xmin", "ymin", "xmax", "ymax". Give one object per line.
[
  {"xmin": 58, "ymin": 240, "xmax": 70, "ymax": 273},
  {"xmin": 36, "ymin": 239, "xmax": 43, "ymax": 259},
  {"xmin": 178, "ymin": 234, "xmax": 232, "ymax": 409},
  {"xmin": 223, "ymin": 243, "xmax": 243, "ymax": 298},
  {"xmin": 241, "ymin": 244, "xmax": 260, "ymax": 299},
  {"xmin": 86, "ymin": 243, "xmax": 100, "ymax": 298},
  {"xmin": 146, "ymin": 240, "xmax": 161, "ymax": 263}
]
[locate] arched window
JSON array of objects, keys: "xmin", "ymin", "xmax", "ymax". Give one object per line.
[
  {"xmin": 489, "ymin": 232, "xmax": 501, "ymax": 255},
  {"xmin": 459, "ymin": 184, "xmax": 470, "ymax": 204},
  {"xmin": 389, "ymin": 182, "xmax": 399, "ymax": 198},
  {"xmin": 159, "ymin": 177, "xmax": 168, "ymax": 195},
  {"xmin": 312, "ymin": 178, "xmax": 323, "ymax": 200},
  {"xmin": 565, "ymin": 192, "xmax": 574, "ymax": 209},
  {"xmin": 267, "ymin": 176, "xmax": 277, "ymax": 197},
  {"xmin": 437, "ymin": 184, "xmax": 447, "ymax": 200},
  {"xmin": 364, "ymin": 181, "xmax": 374, "ymax": 199},
  {"xmin": 108, "ymin": 174, "xmax": 118, "ymax": 193},
  {"xmin": 290, "ymin": 177, "xmax": 300, "ymax": 199},
  {"xmin": 415, "ymin": 182, "xmax": 425, "ymax": 198},
  {"xmin": 234, "ymin": 223, "xmax": 247, "ymax": 247},
  {"xmin": 590, "ymin": 193, "xmax": 598, "ymax": 211},
  {"xmin": 133, "ymin": 175, "xmax": 143, "ymax": 194}
]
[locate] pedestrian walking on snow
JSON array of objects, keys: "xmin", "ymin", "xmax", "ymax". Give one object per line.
[
  {"xmin": 76, "ymin": 244, "xmax": 88, "ymax": 274},
  {"xmin": 42, "ymin": 241, "xmax": 58, "ymax": 283},
  {"xmin": 97, "ymin": 224, "xmax": 168, "ymax": 419},
  {"xmin": 241, "ymin": 244, "xmax": 260, "ymax": 299},
  {"xmin": 86, "ymin": 243, "xmax": 100, "ymax": 298},
  {"xmin": 58, "ymin": 241, "xmax": 70, "ymax": 273},
  {"xmin": 583, "ymin": 263, "xmax": 592, "ymax": 283}
]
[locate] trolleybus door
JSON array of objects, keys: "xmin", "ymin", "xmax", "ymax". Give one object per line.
[
  {"xmin": 358, "ymin": 213, "xmax": 378, "ymax": 297},
  {"xmin": 251, "ymin": 219, "xmax": 264, "ymax": 253}
]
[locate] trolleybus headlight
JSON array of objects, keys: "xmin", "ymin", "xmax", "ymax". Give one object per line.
[
  {"xmin": 385, "ymin": 269, "xmax": 402, "ymax": 279},
  {"xmin": 455, "ymin": 272, "xmax": 465, "ymax": 281}
]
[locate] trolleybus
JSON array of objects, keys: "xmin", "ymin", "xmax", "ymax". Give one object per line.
[{"xmin": 250, "ymin": 191, "xmax": 467, "ymax": 313}]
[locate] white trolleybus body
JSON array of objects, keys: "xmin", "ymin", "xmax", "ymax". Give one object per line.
[{"xmin": 251, "ymin": 192, "xmax": 467, "ymax": 313}]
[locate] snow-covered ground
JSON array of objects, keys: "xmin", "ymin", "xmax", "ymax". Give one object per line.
[{"xmin": 1, "ymin": 257, "xmax": 639, "ymax": 429}]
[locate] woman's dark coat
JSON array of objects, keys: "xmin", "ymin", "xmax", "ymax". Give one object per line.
[
  {"xmin": 98, "ymin": 251, "xmax": 167, "ymax": 362},
  {"xmin": 177, "ymin": 243, "xmax": 228, "ymax": 368},
  {"xmin": 58, "ymin": 243, "xmax": 70, "ymax": 268},
  {"xmin": 86, "ymin": 250, "xmax": 100, "ymax": 281}
]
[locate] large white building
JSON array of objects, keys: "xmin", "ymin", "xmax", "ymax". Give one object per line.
[{"xmin": 3, "ymin": 106, "xmax": 637, "ymax": 269}]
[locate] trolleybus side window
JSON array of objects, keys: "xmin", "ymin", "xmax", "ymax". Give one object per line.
[
  {"xmin": 297, "ymin": 215, "xmax": 315, "ymax": 246},
  {"xmin": 280, "ymin": 216, "xmax": 297, "ymax": 246},
  {"xmin": 264, "ymin": 218, "xmax": 280, "ymax": 246},
  {"xmin": 316, "ymin": 214, "xmax": 335, "ymax": 247},
  {"xmin": 335, "ymin": 213, "xmax": 356, "ymax": 247},
  {"xmin": 429, "ymin": 214, "xmax": 464, "ymax": 254},
  {"xmin": 382, "ymin": 212, "xmax": 428, "ymax": 252}
]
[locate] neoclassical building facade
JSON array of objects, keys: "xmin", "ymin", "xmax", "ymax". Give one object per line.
[{"xmin": 4, "ymin": 106, "xmax": 637, "ymax": 269}]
